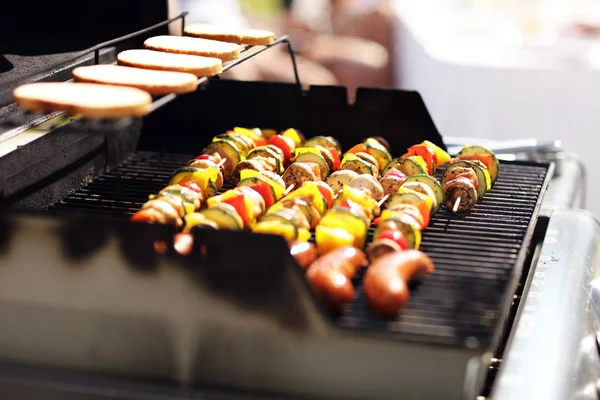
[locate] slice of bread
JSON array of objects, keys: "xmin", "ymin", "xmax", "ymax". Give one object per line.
[
  {"xmin": 117, "ymin": 49, "xmax": 222, "ymax": 77},
  {"xmin": 72, "ymin": 64, "xmax": 198, "ymax": 95},
  {"xmin": 144, "ymin": 35, "xmax": 241, "ymax": 62},
  {"xmin": 13, "ymin": 82, "xmax": 152, "ymax": 119},
  {"xmin": 184, "ymin": 24, "xmax": 275, "ymax": 46}
]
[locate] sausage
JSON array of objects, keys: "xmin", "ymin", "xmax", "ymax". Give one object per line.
[
  {"xmin": 306, "ymin": 246, "xmax": 367, "ymax": 309},
  {"xmin": 363, "ymin": 250, "xmax": 434, "ymax": 316},
  {"xmin": 290, "ymin": 241, "xmax": 317, "ymax": 268},
  {"xmin": 443, "ymin": 176, "xmax": 478, "ymax": 212},
  {"xmin": 366, "ymin": 238, "xmax": 402, "ymax": 262}
]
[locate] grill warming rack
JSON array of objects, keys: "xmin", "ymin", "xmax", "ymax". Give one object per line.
[{"xmin": 0, "ymin": 13, "xmax": 301, "ymax": 145}]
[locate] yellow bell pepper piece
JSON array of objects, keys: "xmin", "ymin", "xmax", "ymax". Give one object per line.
[
  {"xmin": 338, "ymin": 185, "xmax": 378, "ymax": 217},
  {"xmin": 169, "ymin": 167, "xmax": 217, "ymax": 193},
  {"xmin": 233, "ymin": 126, "xmax": 263, "ymax": 142},
  {"xmin": 421, "ymin": 140, "xmax": 451, "ymax": 167},
  {"xmin": 297, "ymin": 228, "xmax": 312, "ymax": 242},
  {"xmin": 294, "ymin": 147, "xmax": 321, "ymax": 157},
  {"xmin": 206, "ymin": 189, "xmax": 238, "ymax": 208},
  {"xmin": 282, "ymin": 128, "xmax": 303, "ymax": 148},
  {"xmin": 283, "ymin": 186, "xmax": 327, "ymax": 215},
  {"xmin": 315, "ymin": 225, "xmax": 356, "ymax": 255}
]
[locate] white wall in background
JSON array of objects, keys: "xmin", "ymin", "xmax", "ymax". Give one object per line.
[{"xmin": 393, "ymin": 0, "xmax": 600, "ymax": 215}]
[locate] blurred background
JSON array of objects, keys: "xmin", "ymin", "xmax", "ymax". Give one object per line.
[{"xmin": 173, "ymin": 0, "xmax": 600, "ymax": 216}]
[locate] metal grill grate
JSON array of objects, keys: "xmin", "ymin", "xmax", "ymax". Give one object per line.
[{"xmin": 50, "ymin": 151, "xmax": 550, "ymax": 347}]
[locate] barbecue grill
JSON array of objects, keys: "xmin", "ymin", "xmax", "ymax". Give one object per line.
[{"xmin": 0, "ymin": 12, "xmax": 595, "ymax": 400}]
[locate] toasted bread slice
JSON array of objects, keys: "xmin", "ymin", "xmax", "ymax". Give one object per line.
[
  {"xmin": 117, "ymin": 49, "xmax": 222, "ymax": 77},
  {"xmin": 13, "ymin": 82, "xmax": 152, "ymax": 119},
  {"xmin": 144, "ymin": 35, "xmax": 241, "ymax": 62},
  {"xmin": 72, "ymin": 65, "xmax": 198, "ymax": 95},
  {"xmin": 184, "ymin": 24, "xmax": 275, "ymax": 46}
]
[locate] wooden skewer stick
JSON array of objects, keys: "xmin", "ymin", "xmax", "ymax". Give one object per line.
[
  {"xmin": 452, "ymin": 196, "xmax": 461, "ymax": 213},
  {"xmin": 216, "ymin": 158, "xmax": 227, "ymax": 169},
  {"xmin": 283, "ymin": 184, "xmax": 295, "ymax": 196},
  {"xmin": 378, "ymin": 193, "xmax": 390, "ymax": 207}
]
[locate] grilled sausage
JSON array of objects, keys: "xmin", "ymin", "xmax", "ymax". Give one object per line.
[
  {"xmin": 443, "ymin": 176, "xmax": 478, "ymax": 212},
  {"xmin": 366, "ymin": 238, "xmax": 402, "ymax": 262},
  {"xmin": 230, "ymin": 159, "xmax": 264, "ymax": 186},
  {"xmin": 282, "ymin": 162, "xmax": 318, "ymax": 188},
  {"xmin": 290, "ymin": 241, "xmax": 317, "ymax": 268},
  {"xmin": 348, "ymin": 174, "xmax": 384, "ymax": 200},
  {"xmin": 363, "ymin": 250, "xmax": 434, "ymax": 316},
  {"xmin": 379, "ymin": 175, "xmax": 405, "ymax": 197},
  {"xmin": 326, "ymin": 170, "xmax": 360, "ymax": 193},
  {"xmin": 306, "ymin": 246, "xmax": 367, "ymax": 309}
]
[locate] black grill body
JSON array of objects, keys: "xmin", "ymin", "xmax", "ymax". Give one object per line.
[{"xmin": 0, "ymin": 80, "xmax": 552, "ymax": 399}]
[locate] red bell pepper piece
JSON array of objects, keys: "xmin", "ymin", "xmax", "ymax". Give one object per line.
[
  {"xmin": 131, "ymin": 209, "xmax": 154, "ymax": 223},
  {"xmin": 249, "ymin": 181, "xmax": 275, "ymax": 208},
  {"xmin": 222, "ymin": 194, "xmax": 249, "ymax": 226},
  {"xmin": 404, "ymin": 145, "xmax": 436, "ymax": 175},
  {"xmin": 337, "ymin": 198, "xmax": 353, "ymax": 209},
  {"xmin": 329, "ymin": 147, "xmax": 340, "ymax": 171},
  {"xmin": 377, "ymin": 229, "xmax": 409, "ymax": 250},
  {"xmin": 268, "ymin": 135, "xmax": 294, "ymax": 164},
  {"xmin": 313, "ymin": 182, "xmax": 334, "ymax": 208}
]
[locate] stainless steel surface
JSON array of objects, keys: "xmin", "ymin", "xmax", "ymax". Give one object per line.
[{"xmin": 489, "ymin": 209, "xmax": 600, "ymax": 400}]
